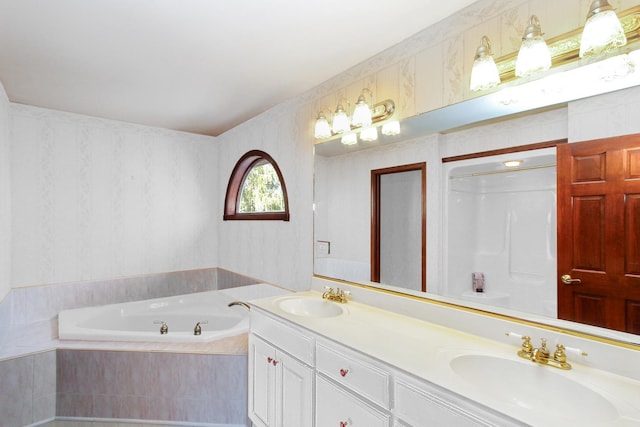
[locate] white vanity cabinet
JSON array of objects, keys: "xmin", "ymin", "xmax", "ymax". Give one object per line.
[
  {"xmin": 248, "ymin": 310, "xmax": 314, "ymax": 427},
  {"xmin": 316, "ymin": 339, "xmax": 392, "ymax": 426},
  {"xmin": 316, "ymin": 375, "xmax": 391, "ymax": 427},
  {"xmin": 393, "ymin": 372, "xmax": 523, "ymax": 427},
  {"xmin": 248, "ymin": 306, "xmax": 521, "ymax": 427}
]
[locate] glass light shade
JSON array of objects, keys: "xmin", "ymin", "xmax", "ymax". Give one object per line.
[
  {"xmin": 470, "ymin": 57, "xmax": 501, "ymax": 91},
  {"xmin": 332, "ymin": 105, "xmax": 351, "ymax": 134},
  {"xmin": 360, "ymin": 126, "xmax": 378, "ymax": 141},
  {"xmin": 470, "ymin": 36, "xmax": 500, "ymax": 92},
  {"xmin": 515, "ymin": 16, "xmax": 551, "ymax": 77},
  {"xmin": 516, "ymin": 38, "xmax": 551, "ymax": 77},
  {"xmin": 352, "ymin": 95, "xmax": 372, "ymax": 127},
  {"xmin": 580, "ymin": 1, "xmax": 626, "ymax": 58},
  {"xmin": 314, "ymin": 112, "xmax": 331, "ymax": 139},
  {"xmin": 341, "ymin": 133, "xmax": 357, "ymax": 145},
  {"xmin": 381, "ymin": 121, "xmax": 400, "ymax": 136}
]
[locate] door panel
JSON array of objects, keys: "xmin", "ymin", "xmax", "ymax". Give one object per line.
[
  {"xmin": 558, "ymin": 134, "xmax": 640, "ymax": 334},
  {"xmin": 625, "ymin": 194, "xmax": 640, "ymax": 275}
]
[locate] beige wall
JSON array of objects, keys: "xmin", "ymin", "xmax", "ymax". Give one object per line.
[{"xmin": 309, "ymin": 0, "xmax": 639, "ymax": 124}]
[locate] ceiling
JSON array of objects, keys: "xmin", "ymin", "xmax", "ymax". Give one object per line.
[{"xmin": 0, "ymin": 0, "xmax": 479, "ymax": 136}]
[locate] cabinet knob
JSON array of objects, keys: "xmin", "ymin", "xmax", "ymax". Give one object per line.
[
  {"xmin": 267, "ymin": 357, "xmax": 273, "ymax": 364},
  {"xmin": 339, "ymin": 368, "xmax": 349, "ymax": 377},
  {"xmin": 272, "ymin": 359, "xmax": 279, "ymax": 366}
]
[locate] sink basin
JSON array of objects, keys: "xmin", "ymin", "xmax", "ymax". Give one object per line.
[
  {"xmin": 278, "ymin": 297, "xmax": 344, "ymax": 318},
  {"xmin": 450, "ymin": 354, "xmax": 618, "ymax": 424}
]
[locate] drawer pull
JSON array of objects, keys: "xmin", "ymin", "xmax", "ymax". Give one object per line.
[
  {"xmin": 339, "ymin": 420, "xmax": 351, "ymax": 427},
  {"xmin": 272, "ymin": 359, "xmax": 279, "ymax": 366},
  {"xmin": 267, "ymin": 357, "xmax": 273, "ymax": 364},
  {"xmin": 339, "ymin": 368, "xmax": 349, "ymax": 377}
]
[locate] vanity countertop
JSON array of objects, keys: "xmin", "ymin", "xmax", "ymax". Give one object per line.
[{"xmin": 250, "ymin": 290, "xmax": 640, "ymax": 427}]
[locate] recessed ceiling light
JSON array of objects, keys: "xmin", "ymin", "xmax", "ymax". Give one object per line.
[{"xmin": 503, "ymin": 160, "xmax": 523, "ymax": 168}]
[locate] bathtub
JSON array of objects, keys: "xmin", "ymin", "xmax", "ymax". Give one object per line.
[{"xmin": 58, "ymin": 283, "xmax": 290, "ymax": 343}]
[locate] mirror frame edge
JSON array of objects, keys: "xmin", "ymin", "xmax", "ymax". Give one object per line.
[{"xmin": 313, "ymin": 274, "xmax": 640, "ymax": 351}]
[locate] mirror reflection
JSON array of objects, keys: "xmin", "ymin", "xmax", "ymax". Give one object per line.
[
  {"xmin": 443, "ymin": 149, "xmax": 557, "ymax": 316},
  {"xmin": 313, "ymin": 92, "xmax": 640, "ymax": 344}
]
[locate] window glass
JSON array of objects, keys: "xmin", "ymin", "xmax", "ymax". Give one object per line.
[
  {"xmin": 224, "ymin": 150, "xmax": 290, "ymax": 221},
  {"xmin": 239, "ymin": 161, "xmax": 285, "ymax": 213}
]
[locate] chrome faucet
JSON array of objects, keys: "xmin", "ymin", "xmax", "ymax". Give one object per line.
[
  {"xmin": 228, "ymin": 301, "xmax": 250, "ymax": 310},
  {"xmin": 322, "ymin": 287, "xmax": 350, "ymax": 303}
]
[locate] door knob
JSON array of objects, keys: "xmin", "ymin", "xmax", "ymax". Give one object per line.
[{"xmin": 561, "ymin": 274, "xmax": 581, "ymax": 285}]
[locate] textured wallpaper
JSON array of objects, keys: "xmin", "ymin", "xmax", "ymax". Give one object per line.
[
  {"xmin": 0, "ymin": 83, "xmax": 10, "ymax": 300},
  {"xmin": 9, "ymin": 105, "xmax": 219, "ymax": 288},
  {"xmin": 216, "ymin": 99, "xmax": 315, "ymax": 292}
]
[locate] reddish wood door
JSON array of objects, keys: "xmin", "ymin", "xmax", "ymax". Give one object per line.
[{"xmin": 557, "ymin": 134, "xmax": 640, "ymax": 334}]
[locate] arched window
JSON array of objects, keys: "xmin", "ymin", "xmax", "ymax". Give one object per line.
[{"xmin": 224, "ymin": 150, "xmax": 290, "ymax": 221}]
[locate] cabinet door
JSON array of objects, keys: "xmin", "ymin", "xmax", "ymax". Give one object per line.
[
  {"xmin": 316, "ymin": 375, "xmax": 390, "ymax": 427},
  {"xmin": 249, "ymin": 335, "xmax": 276, "ymax": 427},
  {"xmin": 275, "ymin": 351, "xmax": 314, "ymax": 427}
]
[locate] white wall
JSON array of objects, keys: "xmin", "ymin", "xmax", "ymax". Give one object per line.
[
  {"xmin": 0, "ymin": 83, "xmax": 10, "ymax": 301},
  {"xmin": 216, "ymin": 100, "xmax": 315, "ymax": 291},
  {"xmin": 568, "ymin": 84, "xmax": 640, "ymax": 141},
  {"xmin": 445, "ymin": 156, "xmax": 557, "ymax": 316},
  {"xmin": 9, "ymin": 105, "xmax": 218, "ymax": 288}
]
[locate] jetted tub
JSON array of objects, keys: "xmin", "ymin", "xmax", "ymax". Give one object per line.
[{"xmin": 58, "ymin": 283, "xmax": 289, "ymax": 343}]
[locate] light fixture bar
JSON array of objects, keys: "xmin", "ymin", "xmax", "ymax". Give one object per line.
[
  {"xmin": 315, "ymin": 99, "xmax": 395, "ymax": 141},
  {"xmin": 495, "ymin": 5, "xmax": 640, "ymax": 82}
]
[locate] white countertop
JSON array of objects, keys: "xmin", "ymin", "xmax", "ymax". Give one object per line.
[{"xmin": 251, "ymin": 290, "xmax": 640, "ymax": 427}]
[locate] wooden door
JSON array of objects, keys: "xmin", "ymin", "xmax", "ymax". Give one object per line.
[
  {"xmin": 557, "ymin": 134, "xmax": 640, "ymax": 334},
  {"xmin": 371, "ymin": 162, "xmax": 426, "ymax": 292}
]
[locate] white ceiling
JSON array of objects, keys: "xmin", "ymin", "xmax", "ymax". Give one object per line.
[{"xmin": 0, "ymin": 0, "xmax": 479, "ymax": 136}]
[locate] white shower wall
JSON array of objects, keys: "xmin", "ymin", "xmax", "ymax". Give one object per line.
[
  {"xmin": 446, "ymin": 159, "xmax": 557, "ymax": 316},
  {"xmin": 9, "ymin": 105, "xmax": 219, "ymax": 288}
]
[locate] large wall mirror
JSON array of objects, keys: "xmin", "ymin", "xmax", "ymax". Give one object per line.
[{"xmin": 313, "ymin": 80, "xmax": 640, "ymax": 347}]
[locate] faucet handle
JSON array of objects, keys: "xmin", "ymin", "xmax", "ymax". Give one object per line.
[
  {"xmin": 553, "ymin": 344, "xmax": 567, "ymax": 363},
  {"xmin": 153, "ymin": 320, "xmax": 168, "ymax": 334}
]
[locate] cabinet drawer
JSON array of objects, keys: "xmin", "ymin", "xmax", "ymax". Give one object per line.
[
  {"xmin": 316, "ymin": 375, "xmax": 390, "ymax": 427},
  {"xmin": 395, "ymin": 377, "xmax": 499, "ymax": 427},
  {"xmin": 250, "ymin": 310, "xmax": 314, "ymax": 365},
  {"xmin": 316, "ymin": 340, "xmax": 391, "ymax": 409}
]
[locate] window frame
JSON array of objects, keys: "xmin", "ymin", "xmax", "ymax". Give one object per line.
[{"xmin": 223, "ymin": 150, "xmax": 290, "ymax": 221}]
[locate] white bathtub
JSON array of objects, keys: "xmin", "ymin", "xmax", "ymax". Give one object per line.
[{"xmin": 58, "ymin": 283, "xmax": 290, "ymax": 343}]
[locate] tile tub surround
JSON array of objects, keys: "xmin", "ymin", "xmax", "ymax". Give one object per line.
[
  {"xmin": 56, "ymin": 350, "xmax": 249, "ymax": 426},
  {"xmin": 0, "ymin": 268, "xmax": 263, "ymax": 360},
  {"xmin": 0, "ymin": 350, "xmax": 56, "ymax": 427},
  {"xmin": 0, "ymin": 268, "xmax": 265, "ymax": 426}
]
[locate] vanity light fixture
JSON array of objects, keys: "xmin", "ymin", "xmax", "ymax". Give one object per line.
[
  {"xmin": 381, "ymin": 120, "xmax": 400, "ymax": 136},
  {"xmin": 313, "ymin": 96, "xmax": 396, "ymax": 144},
  {"xmin": 352, "ymin": 89, "xmax": 374, "ymax": 128},
  {"xmin": 331, "ymin": 104, "xmax": 351, "ymax": 134},
  {"xmin": 470, "ymin": 36, "xmax": 501, "ymax": 92},
  {"xmin": 515, "ymin": 15, "xmax": 551, "ymax": 77},
  {"xmin": 360, "ymin": 126, "xmax": 378, "ymax": 142},
  {"xmin": 503, "ymin": 160, "xmax": 523, "ymax": 168},
  {"xmin": 580, "ymin": 0, "xmax": 626, "ymax": 58},
  {"xmin": 314, "ymin": 111, "xmax": 332, "ymax": 139},
  {"xmin": 341, "ymin": 133, "xmax": 358, "ymax": 145}
]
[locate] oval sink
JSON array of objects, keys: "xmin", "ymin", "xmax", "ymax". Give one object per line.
[
  {"xmin": 278, "ymin": 297, "xmax": 344, "ymax": 318},
  {"xmin": 450, "ymin": 354, "xmax": 618, "ymax": 424}
]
